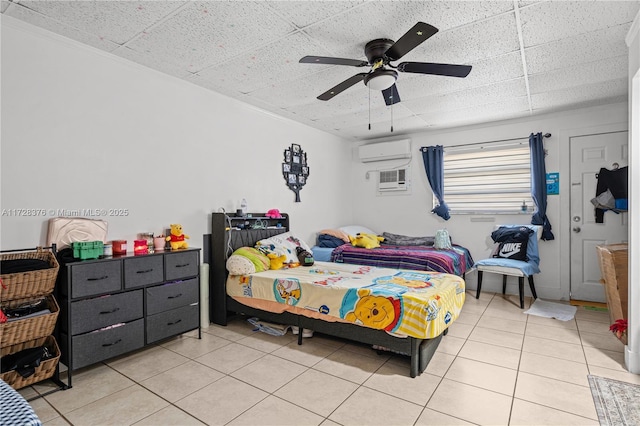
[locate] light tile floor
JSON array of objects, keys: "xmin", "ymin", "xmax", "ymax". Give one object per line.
[{"xmin": 22, "ymin": 291, "xmax": 638, "ymax": 425}]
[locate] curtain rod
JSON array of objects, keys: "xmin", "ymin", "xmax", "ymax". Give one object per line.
[{"xmin": 427, "ymin": 132, "xmax": 551, "ymax": 151}]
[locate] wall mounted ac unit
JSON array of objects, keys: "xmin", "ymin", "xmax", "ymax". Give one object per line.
[
  {"xmin": 378, "ymin": 168, "xmax": 407, "ymax": 192},
  {"xmin": 358, "ymin": 139, "xmax": 411, "ymax": 163}
]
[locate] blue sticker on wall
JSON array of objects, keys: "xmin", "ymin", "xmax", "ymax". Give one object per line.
[{"xmin": 546, "ymin": 172, "xmax": 559, "ymax": 195}]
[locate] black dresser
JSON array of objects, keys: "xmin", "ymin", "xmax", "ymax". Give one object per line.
[{"xmin": 58, "ymin": 248, "xmax": 200, "ymax": 386}]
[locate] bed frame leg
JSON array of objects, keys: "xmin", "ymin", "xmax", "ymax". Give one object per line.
[{"xmin": 297, "ymin": 328, "xmax": 303, "ymax": 345}]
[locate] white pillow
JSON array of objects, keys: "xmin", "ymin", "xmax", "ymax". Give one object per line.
[
  {"xmin": 339, "ymin": 225, "xmax": 377, "ymax": 236},
  {"xmin": 226, "ymin": 254, "xmax": 255, "ymax": 275},
  {"xmin": 256, "ymin": 231, "xmax": 312, "ymax": 263}
]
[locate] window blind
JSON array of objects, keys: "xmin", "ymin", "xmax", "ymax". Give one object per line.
[{"xmin": 442, "ymin": 144, "xmax": 533, "ymax": 214}]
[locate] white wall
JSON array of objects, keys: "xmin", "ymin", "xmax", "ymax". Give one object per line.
[
  {"xmin": 625, "ymin": 9, "xmax": 639, "ymax": 373},
  {"xmin": 350, "ymin": 103, "xmax": 628, "ymax": 301},
  {"xmin": 0, "ymin": 16, "xmax": 353, "ymax": 251}
]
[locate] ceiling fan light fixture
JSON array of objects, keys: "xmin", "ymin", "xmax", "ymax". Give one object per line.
[{"xmin": 364, "ymin": 69, "xmax": 397, "ymax": 91}]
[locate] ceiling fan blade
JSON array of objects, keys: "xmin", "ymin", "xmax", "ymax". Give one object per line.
[
  {"xmin": 317, "ymin": 73, "xmax": 368, "ymax": 101},
  {"xmin": 382, "ymin": 84, "xmax": 401, "ymax": 106},
  {"xmin": 397, "ymin": 62, "xmax": 472, "ymax": 78},
  {"xmin": 300, "ymin": 56, "xmax": 368, "ymax": 67},
  {"xmin": 385, "ymin": 22, "xmax": 439, "ymax": 61}
]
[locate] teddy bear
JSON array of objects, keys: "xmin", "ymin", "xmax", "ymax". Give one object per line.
[
  {"xmin": 348, "ymin": 233, "xmax": 384, "ymax": 249},
  {"xmin": 165, "ymin": 224, "xmax": 190, "ymax": 250}
]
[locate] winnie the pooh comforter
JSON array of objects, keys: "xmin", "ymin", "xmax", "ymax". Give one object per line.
[{"xmin": 226, "ymin": 261, "xmax": 465, "ymax": 339}]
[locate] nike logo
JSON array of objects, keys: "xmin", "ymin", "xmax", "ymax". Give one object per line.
[{"xmin": 500, "ymin": 242, "xmax": 522, "ymax": 257}]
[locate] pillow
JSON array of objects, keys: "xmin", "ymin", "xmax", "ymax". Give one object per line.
[
  {"xmin": 226, "ymin": 255, "xmax": 255, "ymax": 275},
  {"xmin": 339, "ymin": 225, "xmax": 377, "ymax": 237},
  {"xmin": 231, "ymin": 247, "xmax": 270, "ymax": 272},
  {"xmin": 255, "ymin": 231, "xmax": 312, "ymax": 263},
  {"xmin": 319, "ymin": 228, "xmax": 350, "ymax": 242}
]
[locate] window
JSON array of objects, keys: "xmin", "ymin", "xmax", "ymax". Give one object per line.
[{"xmin": 440, "ymin": 143, "xmax": 533, "ymax": 214}]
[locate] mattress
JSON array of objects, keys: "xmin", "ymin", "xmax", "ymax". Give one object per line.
[
  {"xmin": 330, "ymin": 244, "xmax": 474, "ymax": 276},
  {"xmin": 226, "ymin": 261, "xmax": 465, "ymax": 339}
]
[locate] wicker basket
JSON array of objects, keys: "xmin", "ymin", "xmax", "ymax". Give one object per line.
[
  {"xmin": 0, "ymin": 295, "xmax": 59, "ymax": 348},
  {"xmin": 0, "ymin": 335, "xmax": 60, "ymax": 390},
  {"xmin": 0, "ymin": 248, "xmax": 59, "ymax": 301}
]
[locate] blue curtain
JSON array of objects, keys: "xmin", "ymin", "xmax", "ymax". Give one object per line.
[
  {"xmin": 529, "ymin": 132, "xmax": 554, "ymax": 240},
  {"xmin": 421, "ymin": 145, "xmax": 450, "ymax": 220}
]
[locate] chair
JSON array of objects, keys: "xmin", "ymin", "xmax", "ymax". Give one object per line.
[{"xmin": 474, "ymin": 225, "xmax": 541, "ymax": 308}]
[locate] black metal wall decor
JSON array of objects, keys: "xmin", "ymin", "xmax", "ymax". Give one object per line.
[{"xmin": 282, "ymin": 144, "xmax": 309, "ymax": 202}]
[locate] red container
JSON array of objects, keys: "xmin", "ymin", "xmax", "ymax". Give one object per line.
[
  {"xmin": 133, "ymin": 239, "xmax": 148, "ymax": 255},
  {"xmin": 112, "ymin": 240, "xmax": 127, "ymax": 255}
]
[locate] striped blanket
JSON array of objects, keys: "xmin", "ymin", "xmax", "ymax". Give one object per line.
[{"xmin": 330, "ymin": 244, "xmax": 474, "ymax": 276}]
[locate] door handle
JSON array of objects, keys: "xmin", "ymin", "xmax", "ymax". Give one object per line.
[{"xmin": 573, "ymin": 226, "xmax": 581, "ymax": 233}]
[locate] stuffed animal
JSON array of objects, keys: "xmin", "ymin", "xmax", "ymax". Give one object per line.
[
  {"xmin": 296, "ymin": 246, "xmax": 314, "ymax": 266},
  {"xmin": 267, "ymin": 253, "xmax": 287, "ymax": 270},
  {"xmin": 348, "ymin": 233, "xmax": 384, "ymax": 249},
  {"xmin": 165, "ymin": 224, "xmax": 190, "ymax": 250}
]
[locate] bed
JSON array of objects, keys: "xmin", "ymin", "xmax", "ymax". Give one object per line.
[
  {"xmin": 209, "ymin": 213, "xmax": 466, "ymax": 377},
  {"xmin": 313, "ymin": 228, "xmax": 474, "ymax": 276},
  {"xmin": 329, "ymin": 243, "xmax": 474, "ymax": 276}
]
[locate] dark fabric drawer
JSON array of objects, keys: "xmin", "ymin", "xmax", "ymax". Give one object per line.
[
  {"xmin": 165, "ymin": 251, "xmax": 199, "ymax": 281},
  {"xmin": 146, "ymin": 304, "xmax": 199, "ymax": 344},
  {"xmin": 123, "ymin": 256, "xmax": 163, "ymax": 289},
  {"xmin": 66, "ymin": 318, "xmax": 144, "ymax": 370},
  {"xmin": 69, "ymin": 261, "xmax": 122, "ymax": 298},
  {"xmin": 146, "ymin": 278, "xmax": 199, "ymax": 316},
  {"xmin": 68, "ymin": 290, "xmax": 143, "ymax": 335}
]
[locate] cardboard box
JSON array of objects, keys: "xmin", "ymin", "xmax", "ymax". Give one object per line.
[{"xmin": 596, "ymin": 243, "xmax": 628, "ymax": 344}]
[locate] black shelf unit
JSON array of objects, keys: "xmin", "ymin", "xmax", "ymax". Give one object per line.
[{"xmin": 210, "ymin": 212, "xmax": 289, "ymax": 325}]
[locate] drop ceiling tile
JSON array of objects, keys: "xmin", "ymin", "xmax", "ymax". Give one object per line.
[
  {"xmin": 402, "ymin": 78, "xmax": 527, "ymax": 115},
  {"xmin": 265, "ymin": 1, "xmax": 367, "ymax": 29},
  {"xmin": 249, "ymin": 65, "xmax": 366, "ymax": 109},
  {"xmin": 14, "ymin": 0, "xmax": 185, "ymax": 45},
  {"xmin": 525, "ymin": 24, "xmax": 631, "ymax": 75},
  {"xmin": 303, "ymin": 0, "xmax": 514, "ymax": 55},
  {"xmin": 519, "ymin": 1, "xmax": 640, "ymax": 47},
  {"xmin": 530, "ymin": 78, "xmax": 628, "ymax": 110},
  {"xmin": 112, "ymin": 46, "xmax": 193, "ymax": 80},
  {"xmin": 418, "ymin": 96, "xmax": 531, "ymax": 128},
  {"xmin": 196, "ymin": 32, "xmax": 330, "ymax": 95},
  {"xmin": 406, "ymin": 11, "xmax": 520, "ymax": 65},
  {"xmin": 339, "ymin": 114, "xmax": 429, "ymax": 140},
  {"xmin": 126, "ymin": 1, "xmax": 295, "ymax": 73},
  {"xmin": 529, "ymin": 55, "xmax": 628, "ymax": 94},
  {"xmin": 398, "ymin": 51, "xmax": 524, "ymax": 99},
  {"xmin": 4, "ymin": 3, "xmax": 120, "ymax": 52},
  {"xmin": 316, "ymin": 103, "xmax": 414, "ymax": 130}
]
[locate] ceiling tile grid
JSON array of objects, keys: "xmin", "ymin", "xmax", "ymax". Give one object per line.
[{"xmin": 2, "ymin": 0, "xmax": 638, "ymax": 140}]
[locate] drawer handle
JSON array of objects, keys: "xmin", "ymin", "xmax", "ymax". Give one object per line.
[
  {"xmin": 167, "ymin": 319, "xmax": 182, "ymax": 326},
  {"xmin": 175, "ymin": 263, "xmax": 190, "ymax": 268},
  {"xmin": 102, "ymin": 339, "xmax": 122, "ymax": 347},
  {"xmin": 87, "ymin": 275, "xmax": 108, "ymax": 281},
  {"xmin": 99, "ymin": 307, "xmax": 120, "ymax": 315},
  {"xmin": 167, "ymin": 293, "xmax": 183, "ymax": 299},
  {"xmin": 136, "ymin": 269, "xmax": 153, "ymax": 274}
]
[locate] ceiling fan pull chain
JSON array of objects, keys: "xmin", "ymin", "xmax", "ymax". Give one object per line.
[
  {"xmin": 368, "ymin": 87, "xmax": 371, "ymax": 130},
  {"xmin": 390, "ymin": 102, "xmax": 394, "ymax": 132}
]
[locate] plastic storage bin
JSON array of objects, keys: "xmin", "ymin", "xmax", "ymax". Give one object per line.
[{"xmin": 72, "ymin": 241, "xmax": 104, "ymax": 260}]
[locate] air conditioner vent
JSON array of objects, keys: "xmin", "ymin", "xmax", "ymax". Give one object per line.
[
  {"xmin": 358, "ymin": 139, "xmax": 411, "ymax": 163},
  {"xmin": 378, "ymin": 168, "xmax": 408, "ymax": 192}
]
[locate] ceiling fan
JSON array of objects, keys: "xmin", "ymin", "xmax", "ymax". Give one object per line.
[{"xmin": 300, "ymin": 22, "xmax": 472, "ymax": 106}]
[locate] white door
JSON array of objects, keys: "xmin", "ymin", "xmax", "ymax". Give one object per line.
[{"xmin": 570, "ymin": 131, "xmax": 628, "ymax": 302}]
